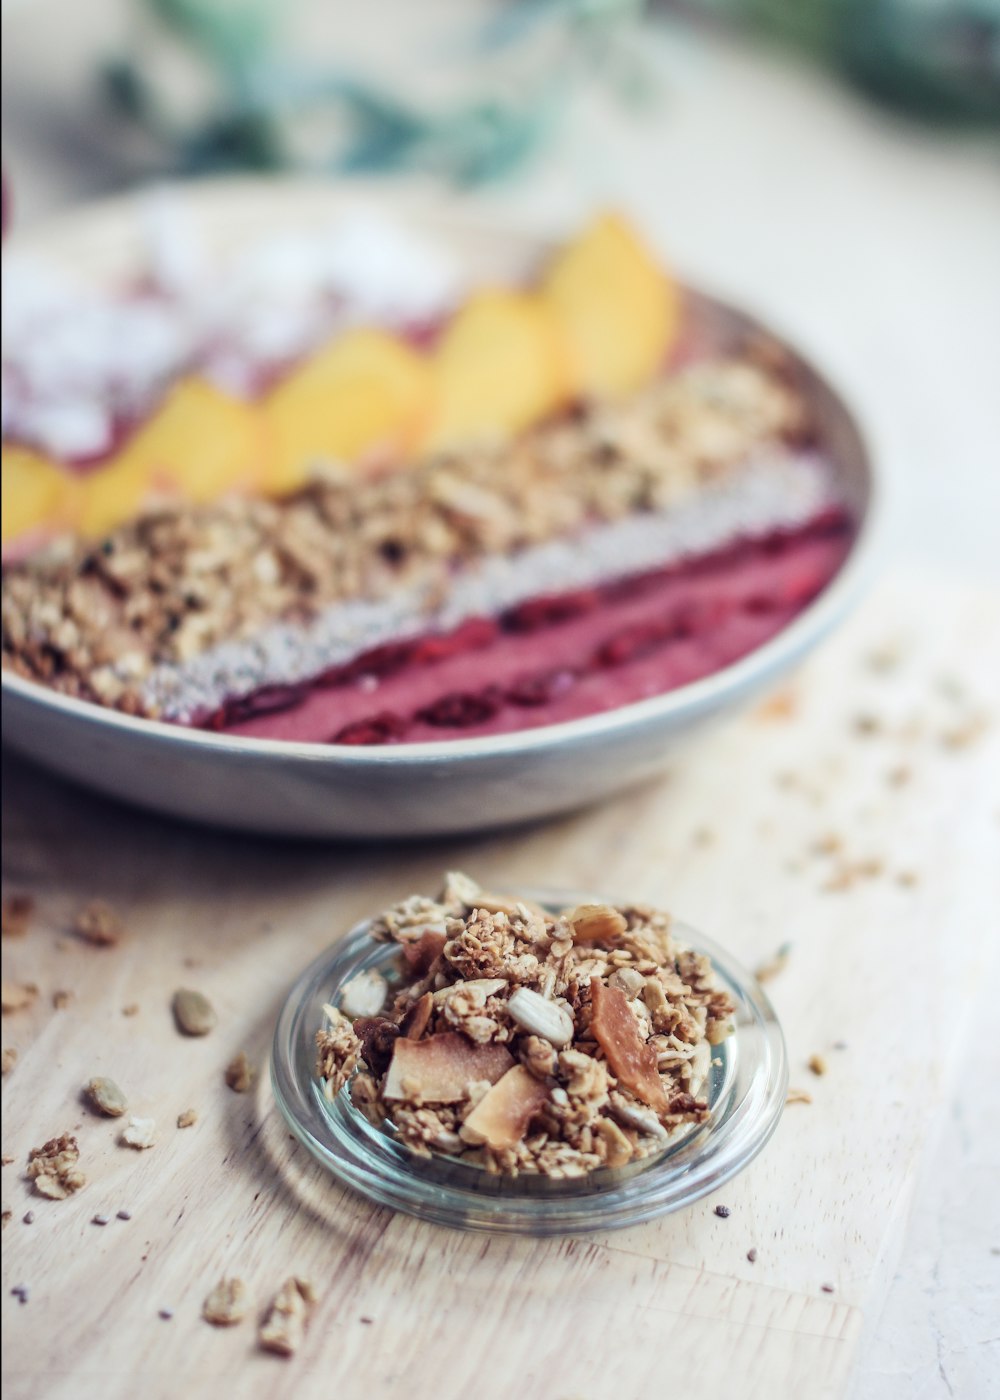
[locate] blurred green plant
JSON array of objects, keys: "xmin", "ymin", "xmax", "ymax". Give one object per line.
[
  {"xmin": 677, "ymin": 0, "xmax": 1000, "ymax": 124},
  {"xmin": 103, "ymin": 0, "xmax": 652, "ymax": 183}
]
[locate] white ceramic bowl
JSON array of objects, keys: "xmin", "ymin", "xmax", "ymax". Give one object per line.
[{"xmin": 1, "ymin": 180, "xmax": 880, "ymax": 838}]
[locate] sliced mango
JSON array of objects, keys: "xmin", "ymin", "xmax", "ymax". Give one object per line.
[
  {"xmin": 542, "ymin": 212, "xmax": 680, "ymax": 399},
  {"xmin": 78, "ymin": 378, "xmax": 264, "ymax": 538},
  {"xmin": 420, "ymin": 290, "xmax": 571, "ymax": 453},
  {"xmin": 1, "ymin": 444, "xmax": 81, "ymax": 545},
  {"xmin": 263, "ymin": 328, "xmax": 432, "ymax": 494}
]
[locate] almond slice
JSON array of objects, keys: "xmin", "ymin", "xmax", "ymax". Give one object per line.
[
  {"xmin": 590, "ymin": 977, "xmax": 668, "ymax": 1113},
  {"xmin": 566, "ymin": 904, "xmax": 627, "ymax": 944},
  {"xmin": 383, "ymin": 1033, "xmax": 512, "ymax": 1104},
  {"xmin": 461, "ymin": 1065, "xmax": 550, "ymax": 1151}
]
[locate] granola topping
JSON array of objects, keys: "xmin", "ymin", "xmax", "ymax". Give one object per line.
[
  {"xmin": 2, "ymin": 358, "xmax": 834, "ymax": 723},
  {"xmin": 315, "ymin": 872, "xmax": 735, "ymax": 1178}
]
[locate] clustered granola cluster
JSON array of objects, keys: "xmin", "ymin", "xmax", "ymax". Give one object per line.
[
  {"xmin": 2, "ymin": 356, "xmax": 809, "ymax": 713},
  {"xmin": 316, "ymin": 872, "xmax": 735, "ymax": 1178}
]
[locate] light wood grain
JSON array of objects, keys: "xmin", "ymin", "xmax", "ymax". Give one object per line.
[{"xmin": 2, "ymin": 571, "xmax": 997, "ymax": 1400}]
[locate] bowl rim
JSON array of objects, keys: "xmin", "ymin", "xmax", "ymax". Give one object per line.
[{"xmin": 1, "ymin": 180, "xmax": 883, "ymax": 768}]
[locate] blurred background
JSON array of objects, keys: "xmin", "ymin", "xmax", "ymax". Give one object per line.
[{"xmin": 3, "ymin": 0, "xmax": 999, "ymax": 581}]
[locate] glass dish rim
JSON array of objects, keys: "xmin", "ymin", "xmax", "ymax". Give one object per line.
[{"xmin": 270, "ymin": 888, "xmax": 788, "ymax": 1235}]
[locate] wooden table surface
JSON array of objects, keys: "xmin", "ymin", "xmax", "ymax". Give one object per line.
[{"xmin": 2, "ymin": 571, "xmax": 998, "ymax": 1400}]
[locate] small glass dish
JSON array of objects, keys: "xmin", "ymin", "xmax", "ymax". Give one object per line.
[{"xmin": 271, "ymin": 890, "xmax": 787, "ymax": 1235}]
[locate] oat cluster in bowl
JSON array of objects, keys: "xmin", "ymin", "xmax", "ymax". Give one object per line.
[{"xmin": 316, "ymin": 873, "xmax": 735, "ymax": 1178}]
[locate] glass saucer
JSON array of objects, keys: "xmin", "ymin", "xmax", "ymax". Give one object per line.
[{"xmin": 271, "ymin": 890, "xmax": 787, "ymax": 1235}]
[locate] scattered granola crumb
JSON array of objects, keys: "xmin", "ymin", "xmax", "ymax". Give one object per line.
[
  {"xmin": 754, "ymin": 943, "xmax": 792, "ymax": 984},
  {"xmin": 203, "ymin": 1277, "xmax": 248, "ymax": 1327},
  {"xmin": 121, "ymin": 1116, "xmax": 156, "ymax": 1150},
  {"xmin": 258, "ymin": 1277, "xmax": 316, "ymax": 1357},
  {"xmin": 756, "ymin": 689, "xmax": 797, "ymax": 721},
  {"xmin": 822, "ymin": 856, "xmax": 884, "ymax": 892},
  {"xmin": 886, "ymin": 765, "xmax": 912, "ymax": 788},
  {"xmin": 122, "ymin": 1003, "xmax": 140, "ymax": 1017},
  {"xmin": 11, "ymin": 1284, "xmax": 29, "ymax": 1304},
  {"xmin": 865, "ymin": 643, "xmax": 902, "ymax": 674},
  {"xmin": 117, "ymin": 1209, "xmax": 132, "ymax": 1221},
  {"xmin": 224, "ymin": 1051, "xmax": 255, "ymax": 1094},
  {"xmin": 714, "ymin": 1204, "xmax": 731, "ymax": 1218},
  {"xmin": 176, "ymin": 1109, "xmax": 198, "ymax": 1129},
  {"xmin": 811, "ymin": 833, "xmax": 843, "ymax": 857},
  {"xmin": 23, "ymin": 1211, "xmax": 35, "ymax": 1224},
  {"xmin": 73, "ymin": 899, "xmax": 123, "ymax": 947},
  {"xmin": 691, "ymin": 827, "xmax": 715, "ymax": 848},
  {"xmin": 896, "ymin": 871, "xmax": 919, "ymax": 889},
  {"xmin": 27, "ymin": 1134, "xmax": 86, "ymax": 1198},
  {"xmin": 1, "ymin": 1154, "xmax": 13, "ymax": 1165},
  {"xmin": 808, "ymin": 1054, "xmax": 828, "ymax": 1077},
  {"xmin": 1, "ymin": 980, "xmax": 39, "ymax": 1013},
  {"xmin": 746, "ymin": 1248, "xmax": 758, "ymax": 1263},
  {"xmin": 1, "ymin": 1047, "xmax": 17, "ymax": 1075},
  {"xmin": 852, "ymin": 713, "xmax": 882, "ymax": 737},
  {"xmin": 785, "ymin": 1088, "xmax": 813, "ymax": 1106},
  {"xmin": 85, "ymin": 1077, "xmax": 129, "ymax": 1117},
  {"xmin": 52, "ymin": 990, "xmax": 73, "ymax": 1010},
  {"xmin": 1, "ymin": 1210, "xmax": 10, "ymax": 1229},
  {"xmin": 940, "ymin": 715, "xmax": 990, "ymax": 750},
  {"xmin": 1, "ymin": 894, "xmax": 34, "ymax": 938},
  {"xmin": 172, "ymin": 988, "xmax": 217, "ymax": 1037},
  {"xmin": 91, "ymin": 1214, "xmax": 111, "ymax": 1227}
]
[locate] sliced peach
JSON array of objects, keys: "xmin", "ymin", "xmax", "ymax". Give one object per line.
[
  {"xmin": 541, "ymin": 212, "xmax": 680, "ymax": 398},
  {"xmin": 383, "ymin": 1032, "xmax": 513, "ymax": 1104},
  {"xmin": 461, "ymin": 1065, "xmax": 550, "ymax": 1151},
  {"xmin": 263, "ymin": 327, "xmax": 432, "ymax": 494},
  {"xmin": 590, "ymin": 977, "xmax": 668, "ymax": 1114},
  {"xmin": 420, "ymin": 290, "xmax": 571, "ymax": 452},
  {"xmin": 1, "ymin": 444, "xmax": 81, "ymax": 546},
  {"xmin": 78, "ymin": 378, "xmax": 265, "ymax": 537}
]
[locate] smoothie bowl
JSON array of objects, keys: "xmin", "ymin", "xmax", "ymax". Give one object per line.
[{"xmin": 1, "ymin": 180, "xmax": 877, "ymax": 837}]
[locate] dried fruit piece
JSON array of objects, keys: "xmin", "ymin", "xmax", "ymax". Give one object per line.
[
  {"xmin": 590, "ymin": 978, "xmax": 668, "ymax": 1114},
  {"xmin": 172, "ymin": 988, "xmax": 217, "ymax": 1037},
  {"xmin": 383, "ymin": 1033, "xmax": 513, "ymax": 1104},
  {"xmin": 27, "ymin": 1134, "xmax": 86, "ymax": 1199},
  {"xmin": 73, "ymin": 899, "xmax": 123, "ymax": 947},
  {"xmin": 349, "ymin": 1016, "xmax": 397, "ymax": 1079},
  {"xmin": 224, "ymin": 1052, "xmax": 254, "ymax": 1093},
  {"xmin": 1, "ymin": 894, "xmax": 34, "ymax": 938},
  {"xmin": 400, "ymin": 931, "xmax": 447, "ymax": 978},
  {"xmin": 203, "ymin": 1277, "xmax": 248, "ymax": 1327},
  {"xmin": 177, "ymin": 1108, "xmax": 198, "ymax": 1129},
  {"xmin": 461, "ymin": 1065, "xmax": 550, "ymax": 1151},
  {"xmin": 85, "ymin": 1076, "xmax": 128, "ymax": 1117},
  {"xmin": 506, "ymin": 988, "xmax": 574, "ymax": 1048},
  {"xmin": 258, "ymin": 1277, "xmax": 316, "ymax": 1357},
  {"xmin": 121, "ymin": 1116, "xmax": 156, "ymax": 1150},
  {"xmin": 566, "ymin": 904, "xmax": 627, "ymax": 945},
  {"xmin": 1, "ymin": 980, "xmax": 38, "ymax": 1013}
]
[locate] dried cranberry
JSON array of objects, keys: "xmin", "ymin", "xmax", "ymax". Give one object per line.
[
  {"xmin": 501, "ymin": 588, "xmax": 599, "ymax": 633},
  {"xmin": 594, "ymin": 621, "xmax": 672, "ymax": 667},
  {"xmin": 341, "ymin": 640, "xmax": 413, "ymax": 682},
  {"xmin": 507, "ymin": 668, "xmax": 577, "ymax": 706},
  {"xmin": 416, "ymin": 690, "xmax": 499, "ymax": 728},
  {"xmin": 218, "ymin": 683, "xmax": 306, "ymax": 725},
  {"xmin": 409, "ymin": 617, "xmax": 498, "ymax": 664},
  {"xmin": 672, "ymin": 596, "xmax": 733, "ymax": 636},
  {"xmin": 331, "ymin": 711, "xmax": 408, "ymax": 745}
]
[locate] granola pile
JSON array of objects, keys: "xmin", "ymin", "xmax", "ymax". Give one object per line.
[
  {"xmin": 2, "ymin": 356, "xmax": 810, "ymax": 716},
  {"xmin": 316, "ymin": 872, "xmax": 735, "ymax": 1178}
]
